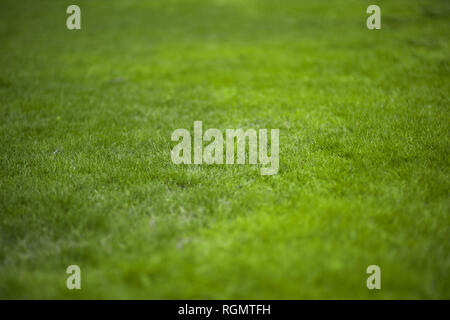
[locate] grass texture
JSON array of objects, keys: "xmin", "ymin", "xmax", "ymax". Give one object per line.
[{"xmin": 0, "ymin": 0, "xmax": 449, "ymax": 299}]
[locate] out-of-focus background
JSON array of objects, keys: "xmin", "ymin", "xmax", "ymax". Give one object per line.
[{"xmin": 0, "ymin": 0, "xmax": 449, "ymax": 299}]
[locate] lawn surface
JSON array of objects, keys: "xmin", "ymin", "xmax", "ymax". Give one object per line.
[{"xmin": 0, "ymin": 0, "xmax": 449, "ymax": 299}]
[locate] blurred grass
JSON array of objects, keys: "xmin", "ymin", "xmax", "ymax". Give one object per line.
[{"xmin": 0, "ymin": 0, "xmax": 449, "ymax": 299}]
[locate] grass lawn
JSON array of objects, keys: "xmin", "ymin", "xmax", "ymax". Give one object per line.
[{"xmin": 0, "ymin": 0, "xmax": 449, "ymax": 299}]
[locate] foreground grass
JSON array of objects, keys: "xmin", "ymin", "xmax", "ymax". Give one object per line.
[{"xmin": 0, "ymin": 0, "xmax": 449, "ymax": 299}]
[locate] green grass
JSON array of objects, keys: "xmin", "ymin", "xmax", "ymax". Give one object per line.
[{"xmin": 0, "ymin": 0, "xmax": 449, "ymax": 299}]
